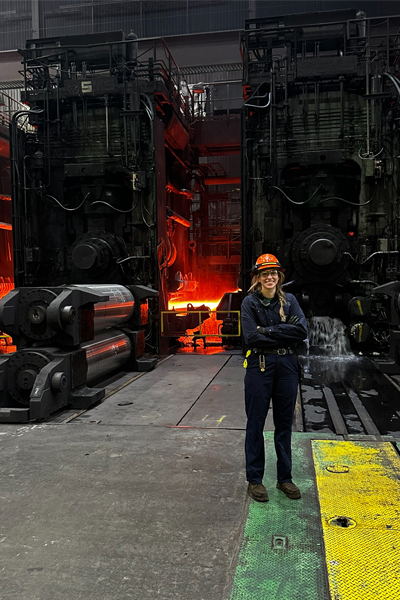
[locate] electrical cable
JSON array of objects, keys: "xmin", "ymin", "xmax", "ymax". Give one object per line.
[
  {"xmin": 141, "ymin": 198, "xmax": 153, "ymax": 228},
  {"xmin": 141, "ymin": 94, "xmax": 154, "ymax": 120},
  {"xmin": 90, "ymin": 198, "xmax": 139, "ymax": 213},
  {"xmin": 358, "ymin": 147, "xmax": 383, "ymax": 159},
  {"xmin": 244, "ymin": 82, "xmax": 270, "ymax": 102},
  {"xmin": 318, "ymin": 182, "xmax": 378, "ymax": 207},
  {"xmin": 43, "ymin": 191, "xmax": 90, "ymax": 211},
  {"xmin": 344, "ymin": 250, "xmax": 399, "ymax": 265},
  {"xmin": 245, "ymin": 93, "xmax": 271, "ymax": 109},
  {"xmin": 269, "ymin": 184, "xmax": 323, "ymax": 205},
  {"xmin": 116, "ymin": 256, "xmax": 138, "ymax": 264},
  {"xmin": 348, "ymin": 280, "xmax": 378, "ymax": 285},
  {"xmin": 138, "ymin": 94, "xmax": 155, "ymax": 228},
  {"xmin": 383, "ymin": 72, "xmax": 400, "ymax": 97}
]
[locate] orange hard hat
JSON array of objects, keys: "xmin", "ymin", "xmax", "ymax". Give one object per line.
[{"xmin": 252, "ymin": 253, "xmax": 284, "ymax": 273}]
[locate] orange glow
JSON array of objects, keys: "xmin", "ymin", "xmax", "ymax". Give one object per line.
[
  {"xmin": 168, "ymin": 291, "xmax": 239, "ymax": 346},
  {"xmin": 168, "ymin": 285, "xmax": 239, "ymax": 312},
  {"xmin": 185, "ymin": 310, "xmax": 223, "ymax": 344},
  {"xmin": 169, "ymin": 299, "xmax": 221, "ymax": 311},
  {"xmin": 167, "ymin": 278, "xmax": 240, "ymax": 346},
  {"xmin": 167, "ymin": 300, "xmax": 224, "ymax": 346},
  {"xmin": 0, "ymin": 279, "xmax": 14, "ymax": 300},
  {"xmin": 177, "ymin": 345, "xmax": 228, "ymax": 355},
  {"xmin": 0, "ymin": 335, "xmax": 15, "ymax": 354},
  {"xmin": 0, "ymin": 281, "xmax": 16, "ymax": 352}
]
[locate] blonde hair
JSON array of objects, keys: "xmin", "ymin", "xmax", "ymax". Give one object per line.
[{"xmin": 248, "ymin": 270, "xmax": 287, "ymax": 322}]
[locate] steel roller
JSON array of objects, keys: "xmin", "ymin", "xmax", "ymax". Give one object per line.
[
  {"xmin": 69, "ymin": 284, "xmax": 135, "ymax": 330},
  {"xmin": 81, "ymin": 329, "xmax": 132, "ymax": 383}
]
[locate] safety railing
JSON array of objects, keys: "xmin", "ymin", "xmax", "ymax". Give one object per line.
[
  {"xmin": 192, "ymin": 226, "xmax": 241, "ymax": 261},
  {"xmin": 160, "ymin": 309, "xmax": 241, "ymax": 338},
  {"xmin": 21, "ymin": 36, "xmax": 194, "ymax": 122},
  {"xmin": 0, "ymin": 90, "xmax": 33, "ymax": 132},
  {"xmin": 242, "ymin": 14, "xmax": 400, "ymax": 82}
]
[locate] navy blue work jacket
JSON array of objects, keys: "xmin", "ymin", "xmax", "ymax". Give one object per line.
[{"xmin": 241, "ymin": 291, "xmax": 307, "ymax": 349}]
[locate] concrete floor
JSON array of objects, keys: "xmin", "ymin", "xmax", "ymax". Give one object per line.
[{"xmin": 0, "ymin": 354, "xmax": 249, "ymax": 600}]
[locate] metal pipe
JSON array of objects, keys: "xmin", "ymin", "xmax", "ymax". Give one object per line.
[
  {"xmin": 82, "ymin": 329, "xmax": 132, "ymax": 384},
  {"xmin": 284, "ymin": 55, "xmax": 288, "ymax": 130},
  {"xmin": 105, "ymin": 96, "xmax": 109, "ymax": 154},
  {"xmin": 68, "ymin": 284, "xmax": 135, "ymax": 330},
  {"xmin": 271, "ymin": 68, "xmax": 277, "ymax": 179},
  {"xmin": 83, "ymin": 96, "xmax": 87, "ymax": 132},
  {"xmin": 339, "ymin": 77, "xmax": 344, "ymax": 137},
  {"xmin": 269, "ymin": 69, "xmax": 273, "ymax": 161},
  {"xmin": 56, "ymin": 68, "xmax": 61, "ymax": 139},
  {"xmin": 365, "ymin": 45, "xmax": 370, "ymax": 155},
  {"xmin": 166, "ymin": 207, "xmax": 191, "ymax": 228},
  {"xmin": 164, "ymin": 141, "xmax": 189, "ymax": 170},
  {"xmin": 123, "ymin": 68, "xmax": 129, "ymax": 167},
  {"xmin": 203, "ymin": 177, "xmax": 241, "ymax": 186},
  {"xmin": 166, "ymin": 182, "xmax": 193, "ymax": 198}
]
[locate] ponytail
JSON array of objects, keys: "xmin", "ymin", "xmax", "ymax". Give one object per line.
[{"xmin": 277, "ymin": 283, "xmax": 287, "ymax": 322}]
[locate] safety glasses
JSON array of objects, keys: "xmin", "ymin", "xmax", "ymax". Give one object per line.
[{"xmin": 260, "ymin": 270, "xmax": 279, "ymax": 278}]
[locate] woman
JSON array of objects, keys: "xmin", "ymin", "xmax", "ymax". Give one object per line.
[{"xmin": 241, "ymin": 253, "xmax": 307, "ymax": 502}]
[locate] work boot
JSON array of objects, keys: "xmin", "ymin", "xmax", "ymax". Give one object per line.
[
  {"xmin": 247, "ymin": 482, "xmax": 269, "ymax": 502},
  {"xmin": 276, "ymin": 482, "xmax": 301, "ymax": 499}
]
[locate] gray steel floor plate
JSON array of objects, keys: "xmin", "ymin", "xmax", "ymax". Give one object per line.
[
  {"xmin": 0, "ymin": 423, "xmax": 247, "ymax": 600},
  {"xmin": 179, "ymin": 355, "xmax": 246, "ymax": 429},
  {"xmin": 178, "ymin": 356, "xmax": 294, "ymax": 430},
  {"xmin": 72, "ymin": 354, "xmax": 229, "ymax": 426}
]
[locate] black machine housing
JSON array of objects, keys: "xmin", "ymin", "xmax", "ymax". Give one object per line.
[
  {"xmin": 241, "ymin": 9, "xmax": 400, "ymax": 354},
  {"xmin": 11, "ymin": 30, "xmax": 195, "ymax": 351}
]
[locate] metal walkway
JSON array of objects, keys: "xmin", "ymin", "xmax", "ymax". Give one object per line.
[{"xmin": 230, "ymin": 434, "xmax": 400, "ymax": 600}]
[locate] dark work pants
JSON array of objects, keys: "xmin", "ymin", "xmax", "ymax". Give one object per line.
[{"xmin": 244, "ymin": 353, "xmax": 299, "ymax": 484}]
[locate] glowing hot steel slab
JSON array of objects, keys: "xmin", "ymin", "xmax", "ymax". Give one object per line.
[
  {"xmin": 168, "ymin": 300, "xmax": 221, "ymax": 311},
  {"xmin": 312, "ymin": 440, "xmax": 400, "ymax": 600}
]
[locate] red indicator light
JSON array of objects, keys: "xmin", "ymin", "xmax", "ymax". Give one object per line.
[{"xmin": 348, "ymin": 231, "xmax": 355, "ymax": 237}]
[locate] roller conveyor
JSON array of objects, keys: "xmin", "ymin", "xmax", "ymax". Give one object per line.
[
  {"xmin": 69, "ymin": 284, "xmax": 136, "ymax": 332},
  {"xmin": 83, "ymin": 329, "xmax": 132, "ymax": 384},
  {"xmin": 0, "ymin": 283, "xmax": 157, "ymax": 421}
]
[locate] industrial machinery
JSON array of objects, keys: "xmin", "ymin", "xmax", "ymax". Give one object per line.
[
  {"xmin": 0, "ymin": 284, "xmax": 157, "ymax": 422},
  {"xmin": 371, "ymin": 279, "xmax": 400, "ymax": 374},
  {"xmin": 241, "ymin": 9, "xmax": 400, "ymax": 352},
  {"xmin": 216, "ymin": 291, "xmax": 242, "ymax": 342},
  {"xmin": 10, "ymin": 31, "xmax": 197, "ymax": 349},
  {"xmin": 8, "ymin": 29, "xmax": 243, "ymax": 353},
  {"xmin": 0, "ymin": 115, "xmax": 15, "ymax": 355}
]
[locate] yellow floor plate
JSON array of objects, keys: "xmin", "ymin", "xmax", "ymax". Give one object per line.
[{"xmin": 312, "ymin": 440, "xmax": 400, "ymax": 600}]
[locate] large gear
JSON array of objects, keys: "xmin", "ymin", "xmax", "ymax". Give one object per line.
[
  {"xmin": 290, "ymin": 225, "xmax": 351, "ymax": 283},
  {"xmin": 7, "ymin": 350, "xmax": 50, "ymax": 405},
  {"xmin": 69, "ymin": 231, "xmax": 123, "ymax": 281}
]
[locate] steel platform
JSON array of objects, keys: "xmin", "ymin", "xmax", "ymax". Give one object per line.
[{"xmin": 1, "ymin": 353, "xmax": 400, "ymax": 599}]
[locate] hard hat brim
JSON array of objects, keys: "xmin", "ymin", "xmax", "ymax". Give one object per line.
[{"xmin": 251, "ymin": 265, "xmax": 285, "ymax": 275}]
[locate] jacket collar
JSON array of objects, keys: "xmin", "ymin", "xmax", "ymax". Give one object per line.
[{"xmin": 254, "ymin": 290, "xmax": 278, "ymax": 307}]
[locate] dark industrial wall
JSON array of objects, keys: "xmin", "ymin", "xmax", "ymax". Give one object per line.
[{"xmin": 2, "ymin": 1, "xmax": 400, "ymax": 52}]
